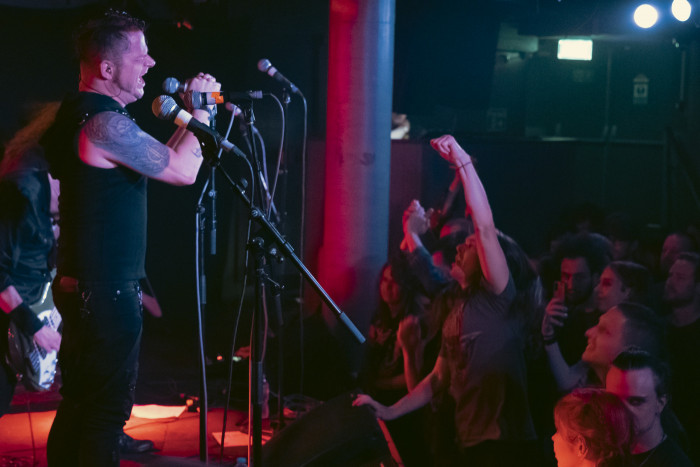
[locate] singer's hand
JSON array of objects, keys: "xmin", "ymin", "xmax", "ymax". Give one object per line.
[{"xmin": 183, "ymin": 73, "xmax": 221, "ymax": 114}]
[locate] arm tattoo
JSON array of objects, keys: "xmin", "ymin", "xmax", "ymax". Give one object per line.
[{"xmin": 84, "ymin": 112, "xmax": 170, "ymax": 176}]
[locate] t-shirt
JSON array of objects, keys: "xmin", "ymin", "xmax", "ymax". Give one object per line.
[
  {"xmin": 440, "ymin": 276, "xmax": 536, "ymax": 447},
  {"xmin": 667, "ymin": 317, "xmax": 700, "ymax": 465},
  {"xmin": 630, "ymin": 436, "xmax": 693, "ymax": 467}
]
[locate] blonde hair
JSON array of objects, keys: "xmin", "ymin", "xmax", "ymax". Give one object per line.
[{"xmin": 1, "ymin": 101, "xmax": 61, "ymax": 178}]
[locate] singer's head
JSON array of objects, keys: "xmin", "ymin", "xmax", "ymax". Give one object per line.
[{"xmin": 75, "ymin": 9, "xmax": 155, "ymax": 106}]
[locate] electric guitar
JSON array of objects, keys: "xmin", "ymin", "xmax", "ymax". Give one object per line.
[{"xmin": 6, "ymin": 281, "xmax": 62, "ymax": 391}]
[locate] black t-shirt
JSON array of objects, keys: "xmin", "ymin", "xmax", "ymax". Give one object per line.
[
  {"xmin": 667, "ymin": 317, "xmax": 700, "ymax": 465},
  {"xmin": 630, "ymin": 436, "xmax": 693, "ymax": 467}
]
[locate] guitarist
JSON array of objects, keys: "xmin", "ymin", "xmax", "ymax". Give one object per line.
[
  {"xmin": 0, "ymin": 102, "xmax": 63, "ymax": 417},
  {"xmin": 1, "ymin": 103, "xmax": 157, "ymax": 455}
]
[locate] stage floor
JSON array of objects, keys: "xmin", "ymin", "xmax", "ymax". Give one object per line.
[{"xmin": 0, "ymin": 403, "xmax": 260, "ymax": 466}]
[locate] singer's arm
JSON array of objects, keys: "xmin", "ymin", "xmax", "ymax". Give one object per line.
[
  {"xmin": 78, "ymin": 111, "xmax": 206, "ymax": 186},
  {"xmin": 78, "ymin": 73, "xmax": 219, "ymax": 186}
]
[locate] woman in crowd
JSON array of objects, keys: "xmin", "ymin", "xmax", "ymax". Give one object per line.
[
  {"xmin": 553, "ymin": 388, "xmax": 634, "ymax": 466},
  {"xmin": 595, "ymin": 261, "xmax": 652, "ymax": 312}
]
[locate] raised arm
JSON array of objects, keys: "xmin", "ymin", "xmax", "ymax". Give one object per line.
[
  {"xmin": 78, "ymin": 73, "xmax": 220, "ymax": 186},
  {"xmin": 430, "ymin": 135, "xmax": 508, "ymax": 294}
]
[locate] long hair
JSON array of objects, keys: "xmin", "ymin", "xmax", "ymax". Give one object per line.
[
  {"xmin": 1, "ymin": 102, "xmax": 60, "ymax": 178},
  {"xmin": 497, "ymin": 232, "xmax": 544, "ymax": 359},
  {"xmin": 372, "ymin": 254, "xmax": 424, "ymax": 330},
  {"xmin": 555, "ymin": 388, "xmax": 634, "ymax": 465}
]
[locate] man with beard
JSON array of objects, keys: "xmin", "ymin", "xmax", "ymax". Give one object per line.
[
  {"xmin": 663, "ymin": 252, "xmax": 700, "ymax": 464},
  {"xmin": 542, "ymin": 234, "xmax": 611, "ymax": 365}
]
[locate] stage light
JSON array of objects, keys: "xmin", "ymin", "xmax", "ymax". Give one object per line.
[
  {"xmin": 672, "ymin": 0, "xmax": 692, "ymax": 21},
  {"xmin": 557, "ymin": 39, "xmax": 593, "ymax": 61},
  {"xmin": 634, "ymin": 4, "xmax": 660, "ymax": 28}
]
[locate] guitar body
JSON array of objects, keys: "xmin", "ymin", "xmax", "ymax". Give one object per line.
[{"xmin": 6, "ymin": 282, "xmax": 62, "ymax": 392}]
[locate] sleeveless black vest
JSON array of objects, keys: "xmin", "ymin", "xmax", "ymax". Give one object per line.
[{"xmin": 42, "ymin": 92, "xmax": 147, "ymax": 281}]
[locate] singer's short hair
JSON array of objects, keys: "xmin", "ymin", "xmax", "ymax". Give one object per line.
[{"xmin": 74, "ymin": 8, "xmax": 147, "ymax": 65}]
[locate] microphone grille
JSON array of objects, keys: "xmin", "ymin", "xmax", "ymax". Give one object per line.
[
  {"xmin": 152, "ymin": 95, "xmax": 179, "ymax": 120},
  {"xmin": 257, "ymin": 58, "xmax": 272, "ymax": 73},
  {"xmin": 163, "ymin": 77, "xmax": 180, "ymax": 94}
]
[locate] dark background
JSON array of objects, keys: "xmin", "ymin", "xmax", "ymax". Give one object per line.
[{"xmin": 1, "ymin": 0, "xmax": 699, "ymax": 399}]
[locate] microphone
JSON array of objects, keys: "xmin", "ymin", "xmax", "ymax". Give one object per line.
[
  {"xmin": 184, "ymin": 90, "xmax": 263, "ymax": 109},
  {"xmin": 224, "ymin": 102, "xmax": 244, "ymax": 117},
  {"xmin": 257, "ymin": 58, "xmax": 300, "ymax": 95},
  {"xmin": 152, "ymin": 95, "xmax": 246, "ymax": 158},
  {"xmin": 163, "ymin": 77, "xmax": 187, "ymax": 94}
]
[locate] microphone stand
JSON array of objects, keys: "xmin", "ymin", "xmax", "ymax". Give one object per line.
[
  {"xmin": 195, "ymin": 184, "xmax": 210, "ymax": 464},
  {"xmin": 276, "ymin": 89, "xmax": 292, "ymax": 234},
  {"xmin": 194, "ymin": 110, "xmax": 219, "ymax": 464},
  {"xmin": 241, "ymin": 101, "xmax": 287, "ymax": 435},
  {"xmin": 195, "ymin": 133, "xmax": 365, "ymax": 467}
]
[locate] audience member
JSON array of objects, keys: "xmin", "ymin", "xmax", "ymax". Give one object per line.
[
  {"xmin": 543, "ymin": 233, "xmax": 612, "ymax": 365},
  {"xmin": 659, "ymin": 232, "xmax": 697, "ymax": 280},
  {"xmin": 605, "ymin": 212, "xmax": 640, "ymax": 263},
  {"xmin": 355, "ymin": 135, "xmax": 539, "ymax": 466},
  {"xmin": 400, "ymin": 199, "xmax": 470, "ymax": 298},
  {"xmin": 544, "ymin": 302, "xmax": 666, "ymax": 392},
  {"xmin": 595, "ymin": 261, "xmax": 652, "ymax": 312},
  {"xmin": 361, "ymin": 257, "xmax": 428, "ymax": 466},
  {"xmin": 606, "ymin": 349, "xmax": 693, "ymax": 466},
  {"xmin": 663, "ymin": 252, "xmax": 700, "ymax": 464},
  {"xmin": 362, "ymin": 258, "xmax": 426, "ymax": 403},
  {"xmin": 553, "ymin": 388, "xmax": 634, "ymax": 466}
]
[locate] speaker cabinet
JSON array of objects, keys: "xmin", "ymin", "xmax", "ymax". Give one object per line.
[{"xmin": 262, "ymin": 392, "xmax": 399, "ymax": 466}]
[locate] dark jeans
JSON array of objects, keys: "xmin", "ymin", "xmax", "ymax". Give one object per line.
[{"xmin": 47, "ymin": 279, "xmax": 142, "ymax": 467}]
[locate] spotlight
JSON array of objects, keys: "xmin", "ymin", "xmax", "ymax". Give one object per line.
[
  {"xmin": 671, "ymin": 0, "xmax": 692, "ymax": 21},
  {"xmin": 634, "ymin": 4, "xmax": 660, "ymax": 28}
]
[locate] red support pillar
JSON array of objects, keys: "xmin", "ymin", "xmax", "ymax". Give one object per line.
[{"xmin": 318, "ymin": 0, "xmax": 396, "ymax": 352}]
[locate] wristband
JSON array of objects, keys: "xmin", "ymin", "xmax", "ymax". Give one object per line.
[
  {"xmin": 543, "ymin": 336, "xmax": 558, "ymax": 346},
  {"xmin": 9, "ymin": 303, "xmax": 44, "ymax": 336}
]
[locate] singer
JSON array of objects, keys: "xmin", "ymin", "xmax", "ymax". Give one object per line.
[{"xmin": 40, "ymin": 9, "xmax": 220, "ymax": 465}]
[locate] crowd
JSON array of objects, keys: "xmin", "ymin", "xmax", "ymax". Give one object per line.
[
  {"xmin": 354, "ymin": 135, "xmax": 698, "ymax": 466},
  {"xmin": 0, "ymin": 7, "xmax": 698, "ymax": 466}
]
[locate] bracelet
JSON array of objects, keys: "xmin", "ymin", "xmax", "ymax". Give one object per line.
[
  {"xmin": 452, "ymin": 160, "xmax": 472, "ymax": 171},
  {"xmin": 9, "ymin": 303, "xmax": 44, "ymax": 336},
  {"xmin": 543, "ymin": 336, "xmax": 558, "ymax": 346}
]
